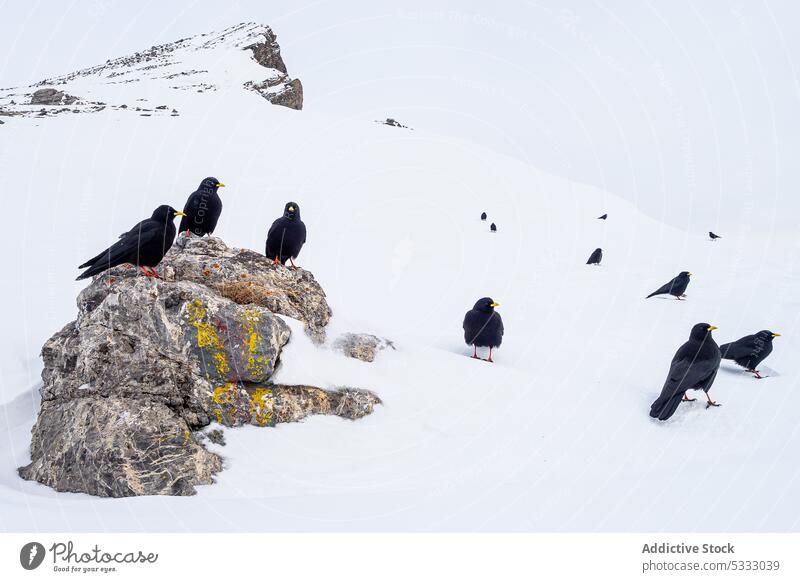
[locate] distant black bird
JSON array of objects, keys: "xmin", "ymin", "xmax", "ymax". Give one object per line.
[
  {"xmin": 463, "ymin": 297, "xmax": 504, "ymax": 362},
  {"xmin": 76, "ymin": 205, "xmax": 185, "ymax": 280},
  {"xmin": 586, "ymin": 248, "xmax": 602, "ymax": 265},
  {"xmin": 646, "ymin": 271, "xmax": 692, "ymax": 300},
  {"xmin": 649, "ymin": 323, "xmax": 721, "ymax": 420},
  {"xmin": 481, "ymin": 212, "xmax": 487, "ymax": 221},
  {"xmin": 719, "ymin": 330, "xmax": 780, "ymax": 378},
  {"xmin": 265, "ymin": 201, "xmax": 306, "ymax": 267},
  {"xmin": 597, "ymin": 213, "xmax": 608, "ymax": 220},
  {"xmin": 490, "ymin": 223, "xmax": 497, "ymax": 232},
  {"xmin": 178, "ymin": 177, "xmax": 225, "ymax": 236},
  {"xmin": 709, "ymin": 231, "xmax": 721, "ymax": 241}
]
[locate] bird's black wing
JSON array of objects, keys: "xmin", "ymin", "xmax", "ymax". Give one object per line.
[
  {"xmin": 646, "ymin": 278, "xmax": 675, "ymax": 298},
  {"xmin": 178, "ymin": 191, "xmax": 201, "ymax": 233},
  {"xmin": 204, "ymin": 197, "xmax": 222, "ymax": 234},
  {"xmin": 719, "ymin": 335, "xmax": 757, "ymax": 360},
  {"xmin": 650, "ymin": 343, "xmax": 718, "ymax": 420},
  {"xmin": 76, "ymin": 219, "xmax": 162, "ymax": 280},
  {"xmin": 78, "ymin": 218, "xmax": 150, "ymax": 268},
  {"xmin": 300, "ymin": 221, "xmax": 307, "ymax": 244}
]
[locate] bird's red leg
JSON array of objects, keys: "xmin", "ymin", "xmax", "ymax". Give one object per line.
[
  {"xmin": 288, "ymin": 257, "xmax": 297, "ymax": 268},
  {"xmin": 273, "ymin": 256, "xmax": 280, "ymax": 266},
  {"xmin": 471, "ymin": 345, "xmax": 479, "ymax": 359},
  {"xmin": 682, "ymin": 394, "xmax": 696, "ymax": 402},
  {"xmin": 139, "ymin": 266, "xmax": 150, "ymax": 276},
  {"xmin": 487, "ymin": 347, "xmax": 494, "ymax": 363},
  {"xmin": 749, "ymin": 369, "xmax": 763, "ymax": 379},
  {"xmin": 705, "ymin": 393, "xmax": 720, "ymax": 408}
]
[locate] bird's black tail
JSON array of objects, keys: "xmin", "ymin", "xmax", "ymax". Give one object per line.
[
  {"xmin": 78, "ymin": 249, "xmax": 109, "ymax": 269},
  {"xmin": 718, "ymin": 343, "xmax": 731, "ymax": 359},
  {"xmin": 76, "ymin": 261, "xmax": 112, "ymax": 281},
  {"xmin": 649, "ymin": 391, "xmax": 684, "ymax": 421},
  {"xmin": 646, "ymin": 291, "xmax": 658, "ymax": 299}
]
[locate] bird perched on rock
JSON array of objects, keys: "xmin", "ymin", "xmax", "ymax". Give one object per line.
[
  {"xmin": 265, "ymin": 201, "xmax": 306, "ymax": 267},
  {"xmin": 490, "ymin": 223, "xmax": 497, "ymax": 232},
  {"xmin": 649, "ymin": 323, "xmax": 722, "ymax": 420},
  {"xmin": 481, "ymin": 212, "xmax": 487, "ymax": 221},
  {"xmin": 76, "ymin": 205, "xmax": 185, "ymax": 280},
  {"xmin": 463, "ymin": 298, "xmax": 504, "ymax": 362},
  {"xmin": 586, "ymin": 248, "xmax": 602, "ymax": 265},
  {"xmin": 597, "ymin": 213, "xmax": 608, "ymax": 220},
  {"xmin": 709, "ymin": 231, "xmax": 721, "ymax": 241},
  {"xmin": 646, "ymin": 271, "xmax": 691, "ymax": 300},
  {"xmin": 178, "ymin": 177, "xmax": 225, "ymax": 236},
  {"xmin": 719, "ymin": 330, "xmax": 780, "ymax": 378}
]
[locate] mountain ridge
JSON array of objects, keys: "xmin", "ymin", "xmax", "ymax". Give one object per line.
[{"xmin": 0, "ymin": 22, "xmax": 303, "ymax": 119}]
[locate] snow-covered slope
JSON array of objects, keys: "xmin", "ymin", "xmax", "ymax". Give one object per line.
[
  {"xmin": 0, "ymin": 22, "xmax": 302, "ymax": 119},
  {"xmin": 1, "ymin": 24, "xmax": 799, "ymax": 532}
]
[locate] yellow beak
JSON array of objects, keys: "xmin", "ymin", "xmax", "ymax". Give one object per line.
[
  {"xmin": 688, "ymin": 272, "xmax": 693, "ymax": 276},
  {"xmin": 490, "ymin": 302, "xmax": 500, "ymax": 308},
  {"xmin": 288, "ymin": 206, "xmax": 295, "ymax": 212},
  {"xmin": 216, "ymin": 183, "xmax": 225, "ymax": 187},
  {"xmin": 175, "ymin": 211, "xmax": 187, "ymax": 217},
  {"xmin": 772, "ymin": 333, "xmax": 781, "ymax": 337},
  {"xmin": 707, "ymin": 325, "xmax": 718, "ymax": 331}
]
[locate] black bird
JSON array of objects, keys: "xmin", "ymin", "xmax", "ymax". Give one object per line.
[
  {"xmin": 586, "ymin": 248, "xmax": 602, "ymax": 265},
  {"xmin": 76, "ymin": 205, "xmax": 186, "ymax": 280},
  {"xmin": 709, "ymin": 231, "xmax": 721, "ymax": 241},
  {"xmin": 646, "ymin": 271, "xmax": 692, "ymax": 300},
  {"xmin": 480, "ymin": 212, "xmax": 487, "ymax": 221},
  {"xmin": 178, "ymin": 177, "xmax": 225, "ymax": 236},
  {"xmin": 490, "ymin": 223, "xmax": 497, "ymax": 232},
  {"xmin": 265, "ymin": 201, "xmax": 306, "ymax": 267},
  {"xmin": 597, "ymin": 213, "xmax": 608, "ymax": 220},
  {"xmin": 719, "ymin": 330, "xmax": 780, "ymax": 379},
  {"xmin": 649, "ymin": 323, "xmax": 722, "ymax": 420},
  {"xmin": 463, "ymin": 297, "xmax": 504, "ymax": 362}
]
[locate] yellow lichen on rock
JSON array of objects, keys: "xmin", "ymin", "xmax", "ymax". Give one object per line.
[{"xmin": 249, "ymin": 387, "xmax": 274, "ymax": 426}]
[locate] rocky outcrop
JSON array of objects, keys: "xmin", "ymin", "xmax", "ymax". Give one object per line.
[
  {"xmin": 19, "ymin": 237, "xmax": 376, "ymax": 497},
  {"xmin": 333, "ymin": 333, "xmax": 396, "ymax": 362},
  {"xmin": 241, "ymin": 26, "xmax": 303, "ymax": 110},
  {"xmin": 244, "ymin": 76, "xmax": 303, "ymax": 110},
  {"xmin": 243, "ymin": 30, "xmax": 288, "ymax": 74},
  {"xmin": 166, "ymin": 237, "xmax": 330, "ymax": 342},
  {"xmin": 30, "ymin": 88, "xmax": 78, "ymax": 105}
]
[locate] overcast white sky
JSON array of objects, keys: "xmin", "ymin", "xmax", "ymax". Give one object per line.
[{"xmin": 2, "ymin": 0, "xmax": 798, "ymax": 231}]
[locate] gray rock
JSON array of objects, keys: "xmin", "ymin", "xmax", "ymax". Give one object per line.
[
  {"xmin": 245, "ymin": 76, "xmax": 303, "ymax": 110},
  {"xmin": 19, "ymin": 236, "xmax": 376, "ymax": 497},
  {"xmin": 19, "ymin": 396, "xmax": 221, "ymax": 497},
  {"xmin": 30, "ymin": 88, "xmax": 79, "ymax": 105},
  {"xmin": 162, "ymin": 236, "xmax": 330, "ymax": 342},
  {"xmin": 243, "ymin": 29, "xmax": 288, "ymax": 73},
  {"xmin": 333, "ymin": 333, "xmax": 395, "ymax": 362}
]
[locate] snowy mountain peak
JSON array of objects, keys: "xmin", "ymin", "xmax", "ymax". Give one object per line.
[{"xmin": 0, "ymin": 22, "xmax": 303, "ymax": 120}]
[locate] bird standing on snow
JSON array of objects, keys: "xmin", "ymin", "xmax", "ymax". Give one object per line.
[
  {"xmin": 463, "ymin": 298, "xmax": 504, "ymax": 362},
  {"xmin": 646, "ymin": 271, "xmax": 691, "ymax": 300},
  {"xmin": 597, "ymin": 213, "xmax": 608, "ymax": 220},
  {"xmin": 649, "ymin": 323, "xmax": 722, "ymax": 420},
  {"xmin": 490, "ymin": 223, "xmax": 497, "ymax": 232},
  {"xmin": 709, "ymin": 231, "xmax": 721, "ymax": 241},
  {"xmin": 586, "ymin": 248, "xmax": 602, "ymax": 265},
  {"xmin": 265, "ymin": 201, "xmax": 306, "ymax": 267},
  {"xmin": 719, "ymin": 330, "xmax": 780, "ymax": 379},
  {"xmin": 76, "ymin": 205, "xmax": 186, "ymax": 280},
  {"xmin": 179, "ymin": 177, "xmax": 225, "ymax": 236},
  {"xmin": 481, "ymin": 212, "xmax": 487, "ymax": 221}
]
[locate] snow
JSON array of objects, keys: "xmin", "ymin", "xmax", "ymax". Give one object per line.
[{"xmin": 1, "ymin": 25, "xmax": 800, "ymax": 533}]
